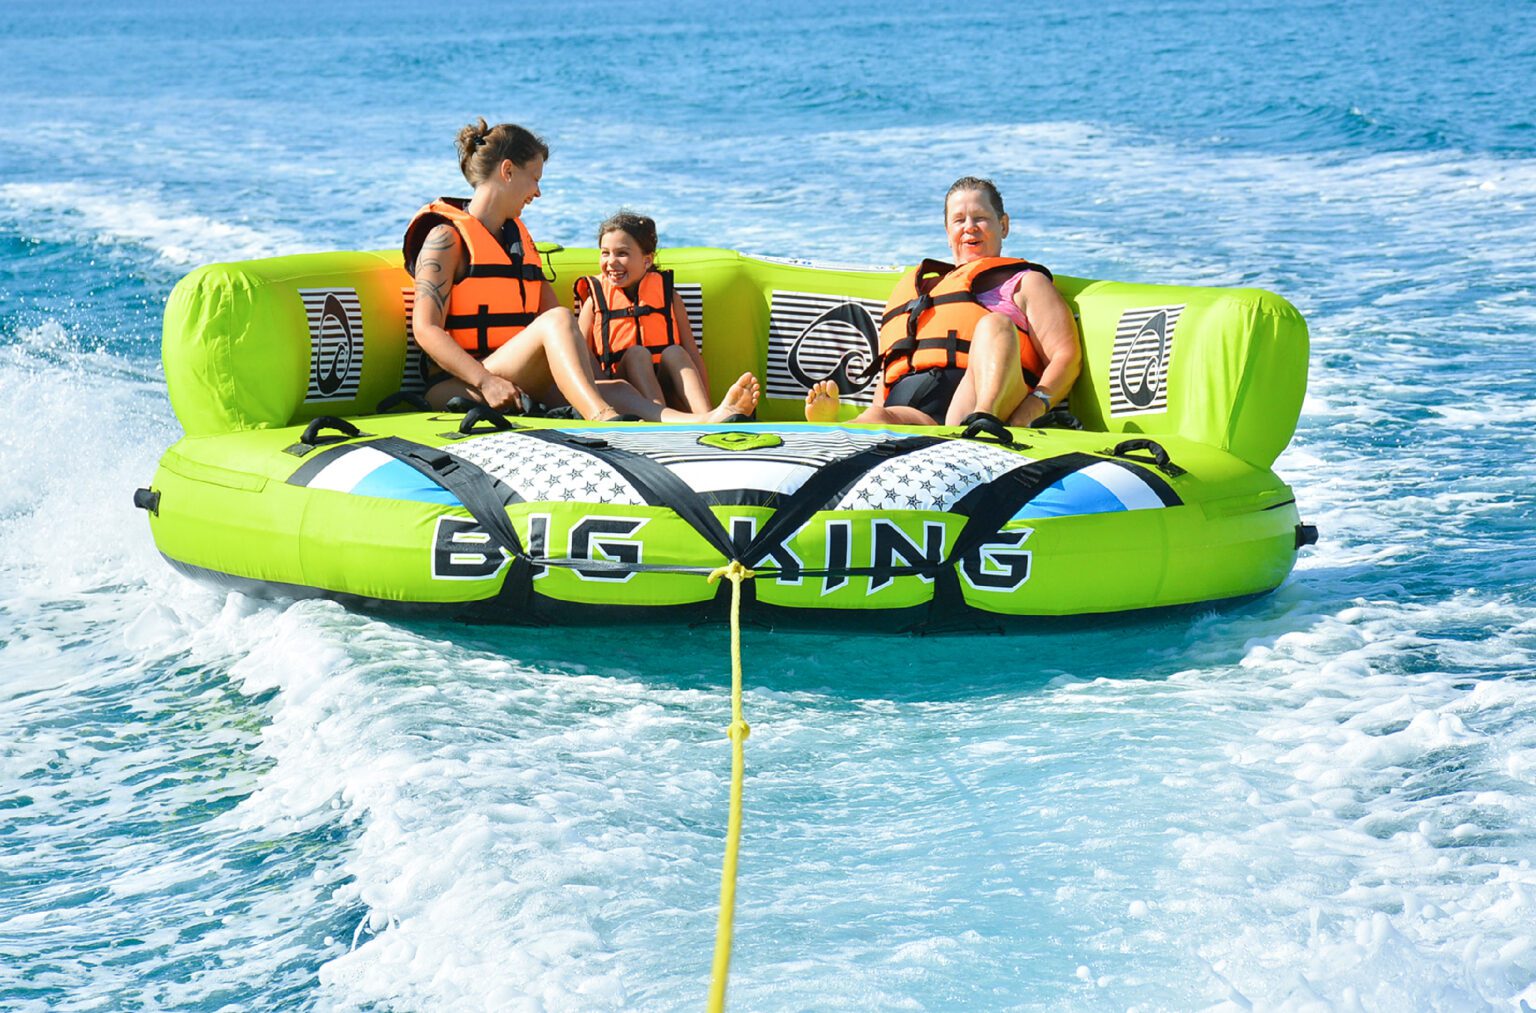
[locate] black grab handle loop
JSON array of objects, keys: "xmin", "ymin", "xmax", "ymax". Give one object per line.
[
  {"xmin": 285, "ymin": 416, "xmax": 366, "ymax": 457},
  {"xmin": 1103, "ymin": 439, "xmax": 1186, "ymax": 478},
  {"xmin": 300, "ymin": 416, "xmax": 361, "ymax": 445},
  {"xmin": 376, "ymin": 390, "xmax": 432, "ymax": 414},
  {"xmin": 459, "ymin": 405, "xmax": 514, "ymax": 434},
  {"xmin": 958, "ymin": 411, "xmax": 1016, "ymax": 447}
]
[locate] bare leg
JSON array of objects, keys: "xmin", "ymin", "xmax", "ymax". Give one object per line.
[
  {"xmin": 805, "ymin": 378, "xmax": 935, "ymax": 425},
  {"xmin": 943, "ymin": 312, "xmax": 1027, "ymax": 426},
  {"xmin": 478, "ymin": 306, "xmax": 618, "ymax": 420},
  {"xmin": 857, "ymin": 404, "xmax": 936, "ymax": 425},
  {"xmin": 657, "ymin": 344, "xmax": 713, "ymax": 413},
  {"xmin": 598, "ymin": 371, "xmax": 759, "ymax": 423},
  {"xmin": 617, "ymin": 345, "xmax": 666, "ymax": 405}
]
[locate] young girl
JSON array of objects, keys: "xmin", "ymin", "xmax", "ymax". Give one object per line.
[{"xmin": 573, "ymin": 212, "xmax": 714, "ymax": 414}]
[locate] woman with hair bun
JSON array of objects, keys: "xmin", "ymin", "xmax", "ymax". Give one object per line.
[
  {"xmin": 403, "ymin": 119, "xmax": 757, "ymax": 422},
  {"xmin": 573, "ymin": 211, "xmax": 713, "ymax": 414}
]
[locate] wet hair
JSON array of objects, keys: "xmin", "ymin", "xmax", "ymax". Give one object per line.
[
  {"xmin": 455, "ymin": 118, "xmax": 550, "ymax": 186},
  {"xmin": 597, "ymin": 210, "xmax": 659, "ymax": 256},
  {"xmin": 944, "ymin": 176, "xmax": 1006, "ymax": 220}
]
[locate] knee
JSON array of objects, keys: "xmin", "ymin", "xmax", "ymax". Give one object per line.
[
  {"xmin": 658, "ymin": 344, "xmax": 690, "ymax": 368},
  {"xmin": 620, "ymin": 345, "xmax": 653, "ymax": 368},
  {"xmin": 971, "ymin": 313, "xmax": 1021, "ymax": 353},
  {"xmin": 536, "ymin": 305, "xmax": 579, "ymax": 336},
  {"xmin": 975, "ymin": 311, "xmax": 1017, "ymax": 340}
]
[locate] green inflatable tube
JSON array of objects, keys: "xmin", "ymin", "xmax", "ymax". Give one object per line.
[{"xmin": 139, "ymin": 246, "xmax": 1312, "ymax": 630}]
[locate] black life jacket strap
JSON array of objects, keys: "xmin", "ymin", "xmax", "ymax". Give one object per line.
[{"xmin": 445, "ymin": 307, "xmax": 539, "ymax": 357}]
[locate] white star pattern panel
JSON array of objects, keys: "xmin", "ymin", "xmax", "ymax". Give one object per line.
[
  {"xmin": 400, "ymin": 287, "xmax": 429, "ymax": 394},
  {"xmin": 450, "ymin": 433, "xmax": 647, "ymax": 506},
  {"xmin": 766, "ymin": 291, "xmax": 886, "ymax": 405},
  {"xmin": 1108, "ymin": 304, "xmax": 1183, "ymax": 417},
  {"xmin": 832, "ymin": 440, "xmax": 1033, "ymax": 512},
  {"xmin": 299, "ymin": 288, "xmax": 365, "ymax": 402}
]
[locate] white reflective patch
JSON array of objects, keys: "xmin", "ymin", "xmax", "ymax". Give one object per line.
[
  {"xmin": 306, "ymin": 446, "xmax": 393, "ymax": 493},
  {"xmin": 1079, "ymin": 461, "xmax": 1166, "ymax": 511},
  {"xmin": 667, "ymin": 459, "xmax": 817, "ymax": 496}
]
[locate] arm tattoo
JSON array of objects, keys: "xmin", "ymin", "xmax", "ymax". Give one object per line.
[
  {"xmin": 415, "ymin": 277, "xmax": 449, "ymax": 313},
  {"xmin": 422, "ymin": 227, "xmax": 457, "ymax": 251}
]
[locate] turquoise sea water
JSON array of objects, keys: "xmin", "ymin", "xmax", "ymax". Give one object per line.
[{"xmin": 3, "ymin": 2, "xmax": 1535, "ymax": 1008}]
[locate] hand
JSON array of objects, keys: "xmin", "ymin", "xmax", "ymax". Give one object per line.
[
  {"xmin": 477, "ymin": 374, "xmax": 524, "ymax": 412},
  {"xmin": 1009, "ymin": 392, "xmax": 1048, "ymax": 427}
]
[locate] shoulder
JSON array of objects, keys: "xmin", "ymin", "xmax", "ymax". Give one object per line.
[
  {"xmin": 1012, "ymin": 266, "xmax": 1059, "ymax": 300},
  {"xmin": 422, "ymin": 222, "xmax": 463, "ymax": 249}
]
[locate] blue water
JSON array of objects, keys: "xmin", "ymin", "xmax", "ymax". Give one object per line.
[{"xmin": 3, "ymin": 1, "xmax": 1536, "ymax": 1008}]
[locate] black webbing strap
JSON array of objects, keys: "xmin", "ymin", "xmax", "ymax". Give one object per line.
[
  {"xmin": 361, "ymin": 436, "xmax": 536, "ymax": 608},
  {"xmin": 364, "ymin": 437, "xmax": 525, "ymax": 556},
  {"xmin": 446, "ymin": 306, "xmax": 539, "ymax": 357},
  {"xmin": 943, "ymin": 452, "xmax": 1105, "ymax": 566},
  {"xmin": 740, "ymin": 436, "xmax": 944, "ymax": 566},
  {"xmin": 879, "ymin": 290, "xmax": 976, "ymax": 329},
  {"xmin": 468, "ymin": 263, "xmax": 547, "ymax": 281},
  {"xmin": 879, "ymin": 332, "xmax": 973, "ymax": 377},
  {"xmin": 515, "ymin": 429, "xmax": 738, "ymax": 562}
]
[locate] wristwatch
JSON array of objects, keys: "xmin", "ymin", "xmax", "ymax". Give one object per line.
[{"xmin": 1028, "ymin": 388, "xmax": 1053, "ymax": 411}]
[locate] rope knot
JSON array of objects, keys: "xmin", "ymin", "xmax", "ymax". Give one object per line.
[
  {"xmin": 727, "ymin": 718, "xmax": 751, "ymax": 743},
  {"xmin": 707, "ymin": 559, "xmax": 756, "ymax": 586}
]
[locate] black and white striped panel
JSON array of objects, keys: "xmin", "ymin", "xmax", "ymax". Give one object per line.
[
  {"xmin": 1108, "ymin": 304, "xmax": 1183, "ymax": 417},
  {"xmin": 766, "ymin": 291, "xmax": 885, "ymax": 405},
  {"xmin": 299, "ymin": 288, "xmax": 365, "ymax": 402},
  {"xmin": 400, "ymin": 287, "xmax": 430, "ymax": 394},
  {"xmin": 676, "ymin": 283, "xmax": 703, "ymax": 353}
]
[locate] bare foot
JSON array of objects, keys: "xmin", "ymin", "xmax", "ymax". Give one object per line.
[
  {"xmin": 704, "ymin": 372, "xmax": 760, "ymax": 423},
  {"xmin": 804, "ymin": 379, "xmax": 841, "ymax": 423}
]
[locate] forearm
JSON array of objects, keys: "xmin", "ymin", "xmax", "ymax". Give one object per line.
[
  {"xmin": 419, "ymin": 329, "xmax": 492, "ymax": 386},
  {"xmin": 1031, "ymin": 351, "xmax": 1080, "ymax": 406}
]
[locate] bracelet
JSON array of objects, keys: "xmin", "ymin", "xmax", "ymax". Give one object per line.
[{"xmin": 1028, "ymin": 388, "xmax": 1052, "ymax": 409}]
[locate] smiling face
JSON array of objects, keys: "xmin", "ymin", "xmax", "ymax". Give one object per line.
[
  {"xmin": 945, "ymin": 187, "xmax": 1009, "ymax": 264},
  {"xmin": 501, "ymin": 154, "xmax": 544, "ymax": 218},
  {"xmin": 597, "ymin": 228, "xmax": 654, "ymax": 287}
]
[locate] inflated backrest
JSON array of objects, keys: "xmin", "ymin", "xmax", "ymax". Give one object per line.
[
  {"xmin": 163, "ymin": 247, "xmax": 1307, "ymax": 467},
  {"xmin": 1056, "ymin": 276, "xmax": 1309, "ymax": 468},
  {"xmin": 163, "ymin": 251, "xmax": 414, "ymax": 436}
]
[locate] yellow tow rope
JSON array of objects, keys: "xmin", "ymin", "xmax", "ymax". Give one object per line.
[{"xmin": 705, "ymin": 560, "xmax": 754, "ymax": 1012}]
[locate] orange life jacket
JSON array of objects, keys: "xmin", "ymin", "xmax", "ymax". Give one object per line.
[
  {"xmin": 878, "ymin": 257, "xmax": 1049, "ymax": 391},
  {"xmin": 572, "ymin": 269, "xmax": 680, "ymax": 376},
  {"xmin": 402, "ymin": 198, "xmax": 545, "ymax": 358}
]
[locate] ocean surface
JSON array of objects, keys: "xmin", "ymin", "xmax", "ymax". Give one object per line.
[{"xmin": 3, "ymin": 1, "xmax": 1535, "ymax": 1009}]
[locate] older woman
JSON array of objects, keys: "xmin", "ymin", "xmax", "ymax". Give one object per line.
[
  {"xmin": 806, "ymin": 176, "xmax": 1079, "ymax": 428},
  {"xmin": 404, "ymin": 118, "xmax": 757, "ymax": 422}
]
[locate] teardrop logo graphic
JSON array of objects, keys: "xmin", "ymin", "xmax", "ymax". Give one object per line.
[
  {"xmin": 300, "ymin": 288, "xmax": 364, "ymax": 402},
  {"xmin": 767, "ymin": 291, "xmax": 886, "ymax": 405},
  {"xmin": 1109, "ymin": 304, "xmax": 1182, "ymax": 416}
]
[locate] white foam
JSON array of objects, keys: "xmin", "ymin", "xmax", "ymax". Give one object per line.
[{"xmin": 0, "ymin": 182, "xmax": 314, "ymax": 266}]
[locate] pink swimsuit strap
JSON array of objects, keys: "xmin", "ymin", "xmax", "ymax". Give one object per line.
[{"xmin": 974, "ymin": 269, "xmax": 1032, "ymax": 334}]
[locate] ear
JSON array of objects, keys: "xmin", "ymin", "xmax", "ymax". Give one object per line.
[
  {"xmin": 501, "ymin": 159, "xmax": 517, "ymax": 182},
  {"xmin": 1000, "ymin": 213, "xmax": 1010, "ymax": 239},
  {"xmin": 642, "ymin": 250, "xmax": 656, "ymax": 271}
]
